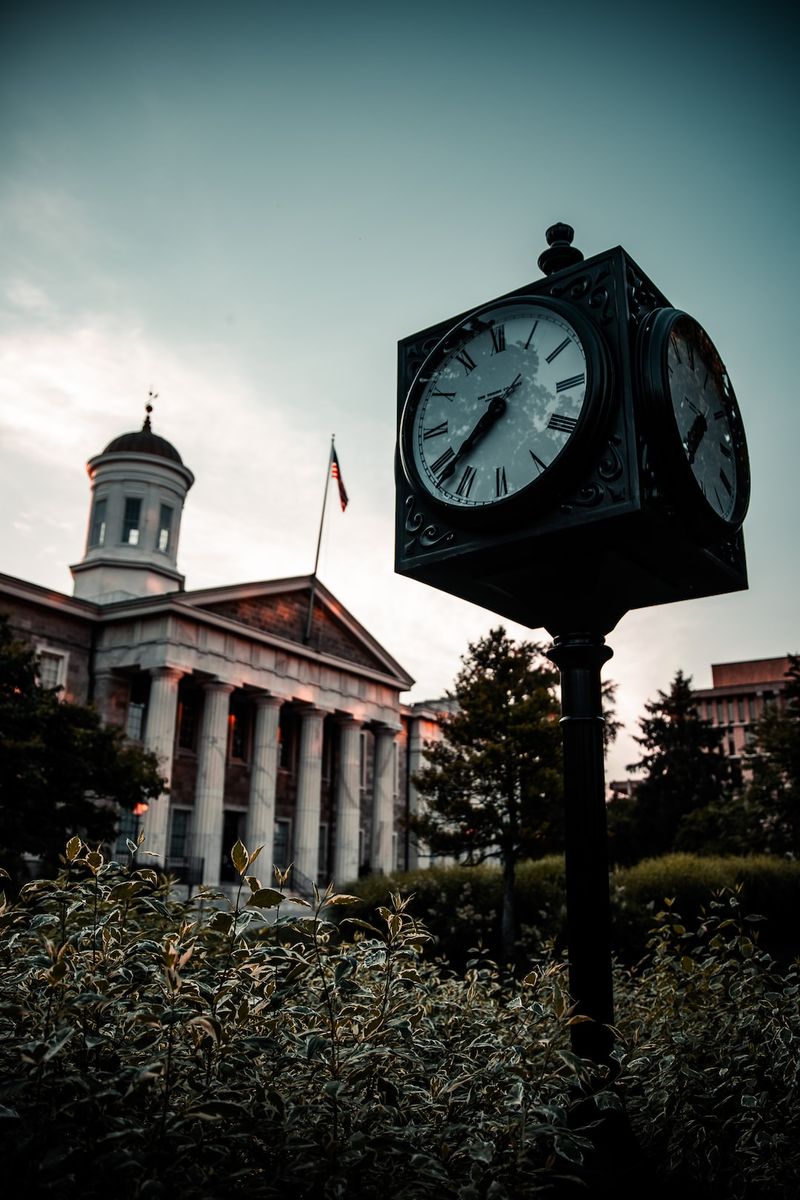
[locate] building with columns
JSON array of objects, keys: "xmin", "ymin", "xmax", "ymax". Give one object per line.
[{"xmin": 1, "ymin": 412, "xmax": 445, "ymax": 891}]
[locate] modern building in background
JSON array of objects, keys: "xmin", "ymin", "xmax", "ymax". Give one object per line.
[
  {"xmin": 1, "ymin": 412, "xmax": 445, "ymax": 890},
  {"xmin": 609, "ymin": 655, "xmax": 794, "ymax": 799},
  {"xmin": 693, "ymin": 656, "xmax": 793, "ymax": 772}
]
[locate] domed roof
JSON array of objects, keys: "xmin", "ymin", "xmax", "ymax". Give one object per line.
[{"xmin": 102, "ymin": 409, "xmax": 183, "ymax": 464}]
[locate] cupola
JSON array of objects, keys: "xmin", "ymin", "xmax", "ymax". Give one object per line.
[{"xmin": 70, "ymin": 399, "xmax": 195, "ymax": 604}]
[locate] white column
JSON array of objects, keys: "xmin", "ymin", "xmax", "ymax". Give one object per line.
[
  {"xmin": 294, "ymin": 706, "xmax": 326, "ymax": 888},
  {"xmin": 333, "ymin": 716, "xmax": 362, "ymax": 886},
  {"xmin": 141, "ymin": 666, "xmax": 183, "ymax": 865},
  {"xmin": 191, "ymin": 681, "xmax": 234, "ymax": 888},
  {"xmin": 372, "ymin": 724, "xmax": 399, "ymax": 874},
  {"xmin": 407, "ymin": 715, "xmax": 429, "ymax": 870},
  {"xmin": 245, "ymin": 694, "xmax": 281, "ymax": 871}
]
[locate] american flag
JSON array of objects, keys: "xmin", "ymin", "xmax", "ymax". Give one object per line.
[{"xmin": 331, "ymin": 447, "xmax": 348, "ymax": 511}]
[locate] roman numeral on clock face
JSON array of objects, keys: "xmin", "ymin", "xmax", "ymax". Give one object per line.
[
  {"xmin": 431, "ymin": 390, "xmax": 456, "ymax": 400},
  {"xmin": 423, "ymin": 421, "xmax": 448, "ymax": 440},
  {"xmin": 431, "ymin": 446, "xmax": 455, "ymax": 476},
  {"xmin": 455, "ymin": 465, "xmax": 476, "ymax": 497},
  {"xmin": 547, "ymin": 412, "xmax": 578, "ymax": 434},
  {"xmin": 545, "ymin": 336, "xmax": 571, "ymax": 363},
  {"xmin": 495, "ymin": 466, "xmax": 508, "ymax": 497},
  {"xmin": 529, "ymin": 449, "xmax": 547, "ymax": 473},
  {"xmin": 555, "ymin": 373, "xmax": 585, "ymax": 393},
  {"xmin": 455, "ymin": 349, "xmax": 477, "ymax": 374},
  {"xmin": 490, "ymin": 324, "xmax": 506, "ymax": 354}
]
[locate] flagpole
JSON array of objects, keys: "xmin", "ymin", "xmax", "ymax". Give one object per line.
[{"xmin": 305, "ymin": 435, "xmax": 335, "ymax": 644}]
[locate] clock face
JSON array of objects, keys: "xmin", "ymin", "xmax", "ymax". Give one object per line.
[
  {"xmin": 640, "ymin": 309, "xmax": 749, "ymax": 539},
  {"xmin": 401, "ymin": 298, "xmax": 606, "ymax": 512},
  {"xmin": 667, "ymin": 322, "xmax": 738, "ymax": 523}
]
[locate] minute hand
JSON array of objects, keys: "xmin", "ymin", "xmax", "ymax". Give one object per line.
[{"xmin": 438, "ymin": 375, "xmax": 521, "ymax": 484}]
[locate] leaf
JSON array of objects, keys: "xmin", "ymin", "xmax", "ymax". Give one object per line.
[
  {"xmin": 65, "ymin": 837, "xmax": 82, "ymax": 862},
  {"xmin": 185, "ymin": 1099, "xmax": 250, "ymax": 1119},
  {"xmin": 344, "ymin": 918, "xmax": 383, "ymax": 936},
  {"xmin": 324, "ymin": 893, "xmax": 362, "ymax": 906},
  {"xmin": 231, "ymin": 840, "xmax": 248, "ymax": 875},
  {"xmin": 247, "ymin": 888, "xmax": 284, "ymax": 909},
  {"xmin": 247, "ymin": 845, "xmax": 263, "ymax": 868}
]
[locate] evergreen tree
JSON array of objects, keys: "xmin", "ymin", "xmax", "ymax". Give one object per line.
[
  {"xmin": 407, "ymin": 627, "xmax": 563, "ymax": 964},
  {"xmin": 0, "ymin": 616, "xmax": 165, "ymax": 888},
  {"xmin": 744, "ymin": 654, "xmax": 800, "ymax": 855},
  {"xmin": 628, "ymin": 670, "xmax": 730, "ymax": 858}
]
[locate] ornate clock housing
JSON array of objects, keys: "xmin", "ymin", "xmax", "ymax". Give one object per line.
[
  {"xmin": 399, "ymin": 296, "xmax": 611, "ymax": 520},
  {"xmin": 395, "ymin": 225, "xmax": 749, "ymax": 635},
  {"xmin": 638, "ymin": 308, "xmax": 750, "ymax": 542}
]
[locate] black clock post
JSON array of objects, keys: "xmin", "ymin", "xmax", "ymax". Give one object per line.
[{"xmin": 395, "ymin": 223, "xmax": 750, "ymax": 1065}]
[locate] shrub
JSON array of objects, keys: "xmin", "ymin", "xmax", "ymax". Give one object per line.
[
  {"xmin": 615, "ymin": 891, "xmax": 800, "ymax": 1198},
  {"xmin": 0, "ymin": 840, "xmax": 612, "ymax": 1199},
  {"xmin": 346, "ymin": 855, "xmax": 800, "ymax": 967},
  {"xmin": 611, "ymin": 853, "xmax": 800, "ymax": 961},
  {"xmin": 344, "ymin": 859, "xmax": 567, "ymax": 970}
]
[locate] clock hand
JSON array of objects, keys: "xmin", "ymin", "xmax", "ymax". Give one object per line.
[
  {"xmin": 685, "ymin": 411, "xmax": 708, "ymax": 464},
  {"xmin": 438, "ymin": 395, "xmax": 507, "ymax": 483},
  {"xmin": 438, "ymin": 374, "xmax": 522, "ymax": 484}
]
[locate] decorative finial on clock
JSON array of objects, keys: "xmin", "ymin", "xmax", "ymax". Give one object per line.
[
  {"xmin": 538, "ymin": 223, "xmax": 584, "ymax": 276},
  {"xmin": 143, "ymin": 389, "xmax": 157, "ymax": 431}
]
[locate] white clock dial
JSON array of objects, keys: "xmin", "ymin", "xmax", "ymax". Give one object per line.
[{"xmin": 410, "ymin": 302, "xmax": 589, "ymax": 508}]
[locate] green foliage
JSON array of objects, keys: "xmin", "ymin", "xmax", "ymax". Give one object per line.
[
  {"xmin": 627, "ymin": 670, "xmax": 732, "ymax": 859},
  {"xmin": 345, "ymin": 856, "xmax": 800, "ymax": 968},
  {"xmin": 616, "ymin": 892, "xmax": 800, "ymax": 1198},
  {"xmin": 343, "ymin": 859, "xmax": 568, "ymax": 971},
  {"xmin": 408, "ymin": 627, "xmax": 562, "ymax": 962},
  {"xmin": 0, "ymin": 840, "xmax": 614, "ymax": 1199},
  {"xmin": 744, "ymin": 653, "xmax": 800, "ymax": 855},
  {"xmin": 3, "ymin": 843, "xmax": 800, "ymax": 1196},
  {"xmin": 0, "ymin": 616, "xmax": 165, "ymax": 886}
]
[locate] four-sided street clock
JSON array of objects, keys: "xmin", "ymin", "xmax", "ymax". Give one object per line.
[{"xmin": 395, "ymin": 224, "xmax": 750, "ymax": 635}]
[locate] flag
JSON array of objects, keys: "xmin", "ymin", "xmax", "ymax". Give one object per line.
[{"xmin": 331, "ymin": 447, "xmax": 348, "ymax": 511}]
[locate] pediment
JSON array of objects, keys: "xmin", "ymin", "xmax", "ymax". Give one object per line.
[{"xmin": 181, "ymin": 576, "xmax": 413, "ymax": 688}]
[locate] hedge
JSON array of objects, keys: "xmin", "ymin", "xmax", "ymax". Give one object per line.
[{"xmin": 343, "ymin": 854, "xmax": 800, "ymax": 968}]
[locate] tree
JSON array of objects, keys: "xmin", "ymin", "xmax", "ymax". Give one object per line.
[
  {"xmin": 407, "ymin": 628, "xmax": 563, "ymax": 964},
  {"xmin": 0, "ymin": 616, "xmax": 165, "ymax": 888},
  {"xmin": 628, "ymin": 670, "xmax": 731, "ymax": 859},
  {"xmin": 743, "ymin": 654, "xmax": 800, "ymax": 855}
]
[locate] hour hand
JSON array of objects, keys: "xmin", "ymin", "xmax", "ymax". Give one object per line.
[{"xmin": 438, "ymin": 395, "xmax": 506, "ymax": 483}]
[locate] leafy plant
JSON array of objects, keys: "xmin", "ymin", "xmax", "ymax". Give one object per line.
[{"xmin": 0, "ymin": 841, "xmax": 606, "ymax": 1198}]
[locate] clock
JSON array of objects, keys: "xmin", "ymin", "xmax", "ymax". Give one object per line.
[
  {"xmin": 399, "ymin": 295, "xmax": 611, "ymax": 520},
  {"xmin": 638, "ymin": 308, "xmax": 750, "ymax": 541}
]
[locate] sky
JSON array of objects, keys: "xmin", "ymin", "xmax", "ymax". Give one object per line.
[{"xmin": 1, "ymin": 0, "xmax": 798, "ymax": 783}]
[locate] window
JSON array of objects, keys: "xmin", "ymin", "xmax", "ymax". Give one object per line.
[
  {"xmin": 727, "ymin": 699, "xmax": 735, "ymax": 723},
  {"xmin": 177, "ymin": 695, "xmax": 199, "ymax": 751},
  {"xmin": 228, "ymin": 702, "xmax": 251, "ymax": 761},
  {"xmin": 360, "ymin": 731, "xmax": 369, "ymax": 791},
  {"xmin": 37, "ymin": 650, "xmax": 66, "ymax": 691},
  {"xmin": 157, "ymin": 504, "xmax": 173, "ymax": 553},
  {"xmin": 274, "ymin": 818, "xmax": 291, "ymax": 872},
  {"xmin": 737, "ymin": 696, "xmax": 745, "ymax": 722},
  {"xmin": 749, "ymin": 696, "xmax": 757, "ymax": 721},
  {"xmin": 122, "ymin": 497, "xmax": 142, "ymax": 545},
  {"xmin": 89, "ymin": 498, "xmax": 107, "ymax": 547},
  {"xmin": 278, "ymin": 708, "xmax": 296, "ymax": 772},
  {"xmin": 126, "ymin": 701, "xmax": 146, "ymax": 742},
  {"xmin": 318, "ymin": 823, "xmax": 329, "ymax": 883},
  {"xmin": 716, "ymin": 700, "xmax": 725, "ymax": 724},
  {"xmin": 168, "ymin": 809, "xmax": 191, "ymax": 861},
  {"xmin": 114, "ymin": 808, "xmax": 139, "ymax": 859}
]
